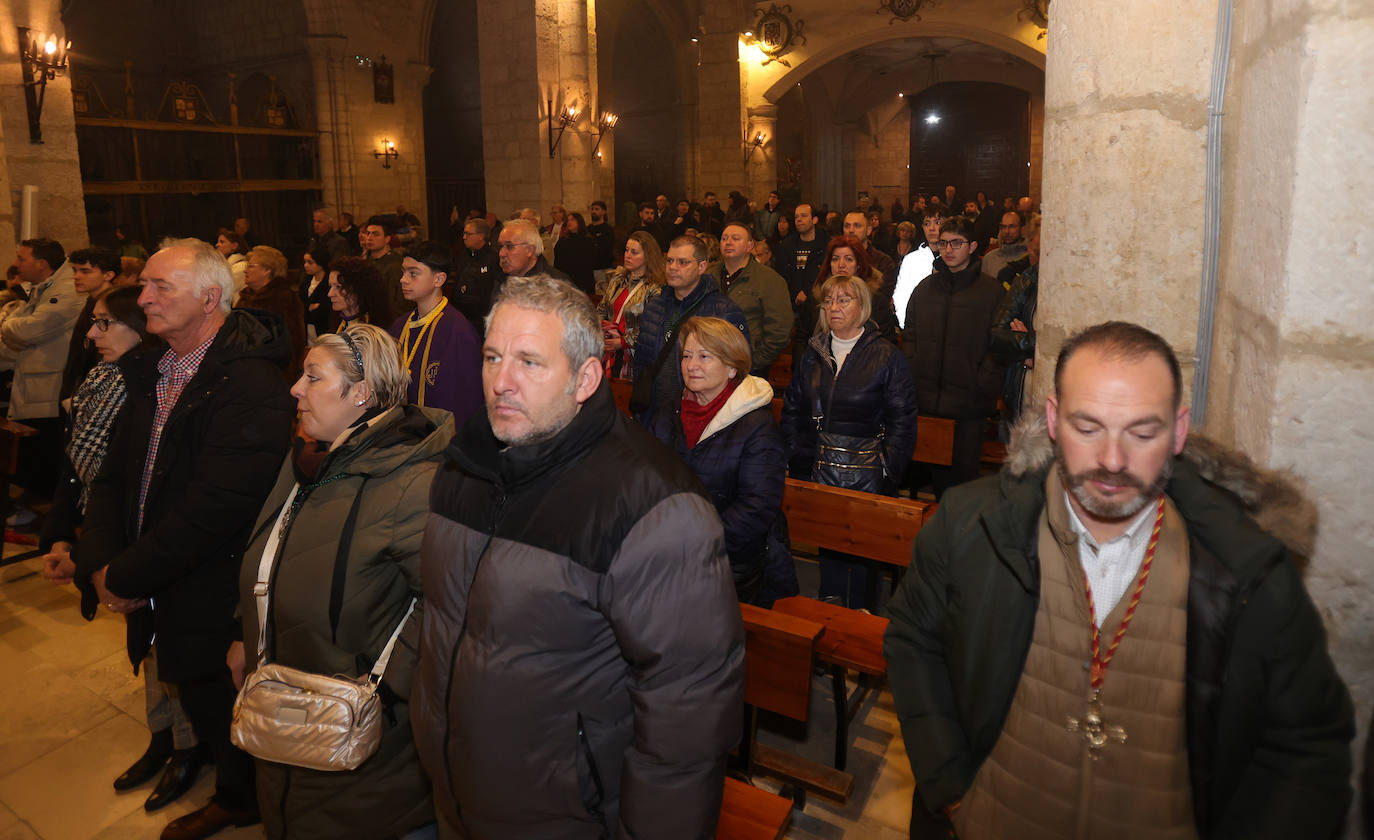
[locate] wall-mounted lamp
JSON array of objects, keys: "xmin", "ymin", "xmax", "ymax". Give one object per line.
[
  {"xmin": 743, "ymin": 131, "xmax": 766, "ymax": 163},
  {"xmin": 18, "ymin": 27, "xmax": 71, "ymax": 144},
  {"xmin": 548, "ymin": 100, "xmax": 579, "ymax": 158},
  {"xmin": 591, "ymin": 111, "xmax": 618, "ymax": 158},
  {"xmin": 373, "ymin": 138, "xmax": 399, "ymax": 169}
]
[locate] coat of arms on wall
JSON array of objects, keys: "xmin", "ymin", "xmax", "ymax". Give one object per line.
[
  {"xmin": 753, "ymin": 4, "xmax": 806, "ymax": 67},
  {"xmin": 373, "ymin": 56, "xmax": 394, "ymax": 104},
  {"xmin": 1019, "ymin": 0, "xmax": 1051, "ymax": 38},
  {"xmin": 877, "ymin": 0, "xmax": 936, "ymax": 24}
]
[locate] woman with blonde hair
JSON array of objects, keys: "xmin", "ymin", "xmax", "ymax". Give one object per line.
[
  {"xmin": 781, "ymin": 274, "xmax": 916, "ymax": 609},
  {"xmin": 649, "ymin": 316, "xmax": 795, "ymax": 604},
  {"xmin": 597, "ymin": 230, "xmax": 667, "ymax": 378},
  {"xmin": 237, "ymin": 244, "xmax": 306, "ymax": 382},
  {"xmin": 230, "ymin": 323, "xmax": 452, "ymax": 839}
]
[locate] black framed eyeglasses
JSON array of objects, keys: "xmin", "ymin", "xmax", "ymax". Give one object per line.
[{"xmin": 91, "ymin": 317, "xmax": 117, "ymax": 332}]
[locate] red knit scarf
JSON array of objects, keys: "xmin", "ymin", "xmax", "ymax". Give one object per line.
[{"xmin": 680, "ymin": 378, "xmax": 739, "ymax": 448}]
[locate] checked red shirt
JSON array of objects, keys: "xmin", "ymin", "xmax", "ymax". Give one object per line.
[{"xmin": 137, "ymin": 335, "xmax": 215, "ymax": 533}]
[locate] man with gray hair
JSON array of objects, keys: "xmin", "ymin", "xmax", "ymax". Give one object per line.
[
  {"xmin": 413, "ymin": 275, "xmax": 745, "ymax": 840},
  {"xmin": 309, "ymin": 207, "xmax": 349, "ymax": 265},
  {"xmin": 77, "ymin": 238, "xmax": 295, "ymax": 840},
  {"xmin": 494, "ymin": 217, "xmax": 570, "ymax": 305}
]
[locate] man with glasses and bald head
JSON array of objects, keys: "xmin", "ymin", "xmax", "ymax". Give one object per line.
[{"xmin": 901, "ymin": 216, "xmax": 1003, "ymax": 498}]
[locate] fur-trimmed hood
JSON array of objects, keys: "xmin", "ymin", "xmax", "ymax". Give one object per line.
[{"xmin": 1005, "ymin": 412, "xmax": 1317, "ymax": 561}]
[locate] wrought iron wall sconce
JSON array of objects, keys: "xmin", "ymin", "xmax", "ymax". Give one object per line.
[
  {"xmin": 18, "ymin": 26, "xmax": 71, "ymax": 144},
  {"xmin": 548, "ymin": 100, "xmax": 579, "ymax": 158},
  {"xmin": 373, "ymin": 138, "xmax": 399, "ymax": 169},
  {"xmin": 591, "ymin": 111, "xmax": 618, "ymax": 161},
  {"xmin": 744, "ymin": 131, "xmax": 766, "ymax": 163}
]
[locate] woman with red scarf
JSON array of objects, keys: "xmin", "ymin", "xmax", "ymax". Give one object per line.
[{"xmin": 648, "ymin": 316, "xmax": 795, "ymax": 605}]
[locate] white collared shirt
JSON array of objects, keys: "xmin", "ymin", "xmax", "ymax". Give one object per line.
[{"xmin": 1063, "ymin": 492, "xmax": 1159, "ymax": 623}]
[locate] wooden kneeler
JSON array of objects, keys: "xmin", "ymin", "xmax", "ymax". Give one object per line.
[{"xmin": 737, "ymin": 603, "xmax": 855, "ymax": 808}]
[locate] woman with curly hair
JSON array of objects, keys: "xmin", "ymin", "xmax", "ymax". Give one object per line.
[{"xmin": 326, "ymin": 256, "xmax": 395, "ymax": 333}]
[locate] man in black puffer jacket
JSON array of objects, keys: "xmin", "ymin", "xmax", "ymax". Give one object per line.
[
  {"xmin": 901, "ymin": 216, "xmax": 1003, "ymax": 497},
  {"xmin": 413, "ymin": 275, "xmax": 745, "ymax": 840}
]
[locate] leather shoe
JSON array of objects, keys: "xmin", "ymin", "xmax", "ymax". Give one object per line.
[
  {"xmin": 144, "ymin": 748, "xmax": 203, "ymax": 812},
  {"xmin": 113, "ymin": 731, "xmax": 172, "ymax": 791},
  {"xmin": 160, "ymin": 801, "xmax": 261, "ymax": 840}
]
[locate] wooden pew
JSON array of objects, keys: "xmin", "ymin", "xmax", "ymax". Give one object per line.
[
  {"xmin": 781, "ymin": 477, "xmax": 935, "ymax": 570},
  {"xmin": 776, "ymin": 478, "xmax": 935, "ymax": 772},
  {"xmin": 770, "ymin": 595, "xmax": 889, "ymax": 772},
  {"xmin": 718, "ymin": 776, "xmax": 792, "ymax": 840},
  {"xmin": 738, "ymin": 603, "xmax": 854, "ymax": 805},
  {"xmin": 610, "ymin": 377, "xmax": 634, "ymax": 415}
]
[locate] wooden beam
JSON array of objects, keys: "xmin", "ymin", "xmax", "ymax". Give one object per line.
[
  {"xmin": 75, "ymin": 117, "xmax": 316, "ymax": 137},
  {"xmin": 82, "ymin": 179, "xmax": 323, "ymax": 196}
]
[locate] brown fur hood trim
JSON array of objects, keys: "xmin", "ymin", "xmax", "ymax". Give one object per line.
[{"xmin": 1005, "ymin": 412, "xmax": 1317, "ymax": 560}]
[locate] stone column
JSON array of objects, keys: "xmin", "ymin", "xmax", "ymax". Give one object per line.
[
  {"xmin": 1035, "ymin": 0, "xmax": 1214, "ymax": 393},
  {"xmin": 1027, "ymin": 93, "xmax": 1044, "ymax": 205},
  {"xmin": 745, "ymin": 104, "xmax": 776, "ymax": 204},
  {"xmin": 475, "ymin": 0, "xmax": 598, "ymax": 219},
  {"xmin": 1207, "ymin": 0, "xmax": 1374, "ymax": 796},
  {"xmin": 694, "ymin": 4, "xmax": 747, "ymax": 199},
  {"xmin": 306, "ymin": 37, "xmax": 355, "ymax": 218}
]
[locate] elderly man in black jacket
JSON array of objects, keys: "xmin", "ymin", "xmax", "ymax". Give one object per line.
[
  {"xmin": 885, "ymin": 322, "xmax": 1353, "ymax": 840},
  {"xmin": 78, "ymin": 238, "xmax": 294, "ymax": 840}
]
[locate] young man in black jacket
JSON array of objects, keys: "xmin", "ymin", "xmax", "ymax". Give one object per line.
[{"xmin": 901, "ymin": 216, "xmax": 1002, "ymax": 496}]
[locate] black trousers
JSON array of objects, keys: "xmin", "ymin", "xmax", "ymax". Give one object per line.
[
  {"xmin": 176, "ymin": 667, "xmax": 257, "ymax": 812},
  {"xmin": 12, "ymin": 415, "xmax": 64, "ymax": 499}
]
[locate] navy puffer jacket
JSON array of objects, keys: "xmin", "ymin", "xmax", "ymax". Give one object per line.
[
  {"xmin": 650, "ymin": 375, "xmax": 786, "ymax": 603},
  {"xmin": 780, "ymin": 324, "xmax": 918, "ymax": 494}
]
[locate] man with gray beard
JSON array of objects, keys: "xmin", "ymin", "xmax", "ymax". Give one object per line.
[{"xmin": 884, "ymin": 321, "xmax": 1353, "ymax": 840}]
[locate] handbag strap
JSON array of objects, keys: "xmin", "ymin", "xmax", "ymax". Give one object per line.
[
  {"xmin": 253, "ymin": 484, "xmax": 301, "ymax": 662},
  {"xmin": 367, "ymin": 598, "xmax": 417, "ymax": 685}
]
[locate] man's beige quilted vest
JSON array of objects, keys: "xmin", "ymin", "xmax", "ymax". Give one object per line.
[{"xmin": 952, "ymin": 470, "xmax": 1197, "ymax": 840}]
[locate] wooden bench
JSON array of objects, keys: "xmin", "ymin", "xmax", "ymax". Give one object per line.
[
  {"xmin": 777, "ymin": 479, "xmax": 936, "ymax": 772},
  {"xmin": 770, "ymin": 595, "xmax": 889, "ymax": 772},
  {"xmin": 738, "ymin": 602, "xmax": 854, "ymax": 805},
  {"xmin": 718, "ymin": 776, "xmax": 792, "ymax": 840},
  {"xmin": 781, "ymin": 477, "xmax": 935, "ymax": 571}
]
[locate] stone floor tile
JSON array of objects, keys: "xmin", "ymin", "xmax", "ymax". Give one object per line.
[
  {"xmin": 0, "ymin": 657, "xmax": 121, "ymax": 778},
  {"xmin": 75, "ymin": 650, "xmax": 148, "ymax": 725},
  {"xmin": 0, "ymin": 714, "xmax": 150, "ymax": 840}
]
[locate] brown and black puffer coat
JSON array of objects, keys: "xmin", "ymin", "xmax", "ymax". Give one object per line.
[
  {"xmin": 883, "ymin": 413, "xmax": 1355, "ymax": 840},
  {"xmin": 411, "ymin": 379, "xmax": 745, "ymax": 840},
  {"xmin": 239, "ymin": 404, "xmax": 454, "ymax": 840}
]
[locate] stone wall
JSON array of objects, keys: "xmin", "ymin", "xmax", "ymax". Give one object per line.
[
  {"xmin": 853, "ymin": 105, "xmax": 911, "ymax": 215},
  {"xmin": 303, "ymin": 0, "xmax": 430, "ymax": 230},
  {"xmin": 1, "ymin": 0, "xmax": 88, "ymax": 257},
  {"xmin": 1210, "ymin": 2, "xmax": 1374, "ymax": 827}
]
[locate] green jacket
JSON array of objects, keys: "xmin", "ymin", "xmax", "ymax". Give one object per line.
[
  {"xmin": 706, "ymin": 256, "xmax": 794, "ymax": 374},
  {"xmin": 239, "ymin": 404, "xmax": 454, "ymax": 840},
  {"xmin": 884, "ymin": 415, "xmax": 1354, "ymax": 839}
]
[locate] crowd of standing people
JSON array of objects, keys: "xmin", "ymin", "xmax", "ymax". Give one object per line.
[{"xmin": 0, "ymin": 178, "xmax": 1352, "ymax": 840}]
